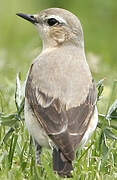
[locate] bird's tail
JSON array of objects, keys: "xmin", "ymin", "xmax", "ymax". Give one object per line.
[{"xmin": 53, "ymin": 148, "xmax": 73, "ymax": 178}]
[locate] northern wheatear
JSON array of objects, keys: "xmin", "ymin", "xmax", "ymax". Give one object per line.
[{"xmin": 17, "ymin": 8, "xmax": 98, "ymax": 178}]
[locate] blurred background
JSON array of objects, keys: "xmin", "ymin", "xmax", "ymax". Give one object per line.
[{"xmin": 0, "ymin": 0, "xmax": 117, "ymax": 113}]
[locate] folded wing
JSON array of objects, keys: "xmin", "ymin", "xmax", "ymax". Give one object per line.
[{"xmin": 25, "ymin": 64, "xmax": 97, "ymax": 161}]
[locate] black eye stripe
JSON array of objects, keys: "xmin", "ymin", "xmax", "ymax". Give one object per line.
[{"xmin": 47, "ymin": 18, "xmax": 59, "ymax": 26}]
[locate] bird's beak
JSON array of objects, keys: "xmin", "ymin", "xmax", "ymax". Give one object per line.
[{"xmin": 16, "ymin": 13, "xmax": 38, "ymax": 24}]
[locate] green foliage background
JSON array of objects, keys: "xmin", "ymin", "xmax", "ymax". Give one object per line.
[
  {"xmin": 0, "ymin": 0, "xmax": 117, "ymax": 179},
  {"xmin": 0, "ymin": 0, "xmax": 117, "ymax": 112}
]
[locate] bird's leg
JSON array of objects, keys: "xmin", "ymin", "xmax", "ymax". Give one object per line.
[{"xmin": 34, "ymin": 140, "xmax": 42, "ymax": 165}]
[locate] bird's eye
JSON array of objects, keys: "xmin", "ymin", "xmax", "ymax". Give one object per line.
[{"xmin": 47, "ymin": 18, "xmax": 59, "ymax": 26}]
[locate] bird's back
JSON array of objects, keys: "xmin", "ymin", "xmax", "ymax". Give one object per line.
[{"xmin": 29, "ymin": 45, "xmax": 92, "ymax": 109}]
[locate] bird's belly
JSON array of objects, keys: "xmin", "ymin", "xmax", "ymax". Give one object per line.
[
  {"xmin": 24, "ymin": 98, "xmax": 50, "ymax": 148},
  {"xmin": 80, "ymin": 106, "xmax": 98, "ymax": 146}
]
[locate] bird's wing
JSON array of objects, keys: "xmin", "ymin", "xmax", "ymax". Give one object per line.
[
  {"xmin": 25, "ymin": 65, "xmax": 97, "ymax": 161},
  {"xmin": 66, "ymin": 82, "xmax": 97, "ymax": 149}
]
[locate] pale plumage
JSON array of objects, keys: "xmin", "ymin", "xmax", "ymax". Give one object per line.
[{"xmin": 17, "ymin": 8, "xmax": 98, "ymax": 177}]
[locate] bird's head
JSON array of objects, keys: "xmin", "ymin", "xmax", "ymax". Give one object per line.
[{"xmin": 17, "ymin": 8, "xmax": 84, "ymax": 49}]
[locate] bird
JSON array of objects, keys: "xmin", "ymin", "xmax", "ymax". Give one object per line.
[{"xmin": 16, "ymin": 8, "xmax": 98, "ymax": 178}]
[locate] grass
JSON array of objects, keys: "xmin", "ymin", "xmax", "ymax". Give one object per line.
[
  {"xmin": 0, "ymin": 0, "xmax": 117, "ymax": 179},
  {"xmin": 0, "ymin": 75, "xmax": 117, "ymax": 180}
]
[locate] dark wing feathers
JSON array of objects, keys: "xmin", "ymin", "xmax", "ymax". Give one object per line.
[
  {"xmin": 25, "ymin": 69, "xmax": 97, "ymax": 161},
  {"xmin": 26, "ymin": 75, "xmax": 75, "ymax": 161},
  {"xmin": 67, "ymin": 82, "xmax": 97, "ymax": 149}
]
